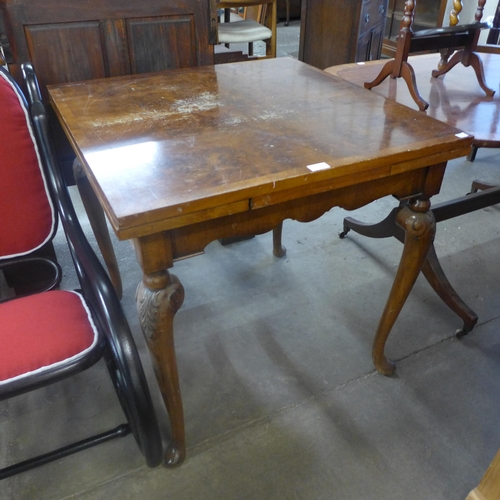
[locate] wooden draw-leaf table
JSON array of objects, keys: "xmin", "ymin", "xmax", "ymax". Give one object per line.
[{"xmin": 48, "ymin": 58, "xmax": 473, "ymax": 466}]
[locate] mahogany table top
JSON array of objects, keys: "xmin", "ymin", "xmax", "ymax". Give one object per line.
[
  {"xmin": 48, "ymin": 57, "xmax": 471, "ymax": 241},
  {"xmin": 325, "ymin": 53, "xmax": 500, "ymax": 149},
  {"xmin": 47, "ymin": 56, "xmax": 475, "ymax": 466}
]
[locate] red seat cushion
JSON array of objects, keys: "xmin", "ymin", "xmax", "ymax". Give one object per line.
[
  {"xmin": 0, "ymin": 290, "xmax": 99, "ymax": 384},
  {"xmin": 0, "ymin": 71, "xmax": 56, "ymax": 259}
]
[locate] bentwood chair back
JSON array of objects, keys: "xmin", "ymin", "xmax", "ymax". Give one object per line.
[
  {"xmin": 0, "ymin": 62, "xmax": 163, "ymax": 479},
  {"xmin": 0, "ymin": 59, "xmax": 60, "ymax": 297}
]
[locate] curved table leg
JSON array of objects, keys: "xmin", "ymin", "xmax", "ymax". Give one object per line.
[
  {"xmin": 273, "ymin": 222, "xmax": 286, "ymax": 257},
  {"xmin": 421, "ymin": 245, "xmax": 478, "ymax": 336},
  {"xmin": 73, "ymin": 159, "xmax": 123, "ymax": 299},
  {"xmin": 137, "ymin": 270, "xmax": 186, "ymax": 466},
  {"xmin": 340, "ymin": 199, "xmax": 479, "ymax": 338},
  {"xmin": 339, "ymin": 207, "xmax": 399, "ymax": 239},
  {"xmin": 372, "ymin": 199, "xmax": 435, "ymax": 375}
]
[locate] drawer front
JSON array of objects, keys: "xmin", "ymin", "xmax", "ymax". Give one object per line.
[{"xmin": 359, "ymin": 0, "xmax": 388, "ymax": 36}]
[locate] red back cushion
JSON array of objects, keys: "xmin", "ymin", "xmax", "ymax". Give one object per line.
[
  {"xmin": 0, "ymin": 290, "xmax": 99, "ymax": 384},
  {"xmin": 0, "ymin": 70, "xmax": 56, "ymax": 259}
]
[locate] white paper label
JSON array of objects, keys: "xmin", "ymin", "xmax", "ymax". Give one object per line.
[{"xmin": 307, "ymin": 162, "xmax": 331, "ymax": 172}]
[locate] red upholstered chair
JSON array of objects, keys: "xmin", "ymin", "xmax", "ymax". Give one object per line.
[
  {"xmin": 0, "ymin": 63, "xmax": 163, "ymax": 479},
  {"xmin": 0, "ymin": 63, "xmax": 60, "ymax": 297}
]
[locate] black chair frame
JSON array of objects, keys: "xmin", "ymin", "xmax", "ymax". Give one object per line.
[{"xmin": 0, "ymin": 63, "xmax": 163, "ymax": 479}]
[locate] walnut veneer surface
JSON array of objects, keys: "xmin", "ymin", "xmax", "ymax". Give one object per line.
[{"xmin": 48, "ymin": 57, "xmax": 473, "ymax": 466}]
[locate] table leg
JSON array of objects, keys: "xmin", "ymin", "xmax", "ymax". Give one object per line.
[
  {"xmin": 136, "ymin": 270, "xmax": 186, "ymax": 466},
  {"xmin": 372, "ymin": 198, "xmax": 435, "ymax": 375},
  {"xmin": 273, "ymin": 221, "xmax": 286, "ymax": 257},
  {"xmin": 73, "ymin": 159, "xmax": 123, "ymax": 299}
]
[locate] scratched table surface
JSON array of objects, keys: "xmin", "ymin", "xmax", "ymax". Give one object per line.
[{"xmin": 48, "ymin": 57, "xmax": 472, "ymax": 240}]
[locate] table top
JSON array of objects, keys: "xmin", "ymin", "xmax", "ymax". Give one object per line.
[
  {"xmin": 325, "ymin": 53, "xmax": 500, "ymax": 148},
  {"xmin": 48, "ymin": 57, "xmax": 472, "ymax": 240}
]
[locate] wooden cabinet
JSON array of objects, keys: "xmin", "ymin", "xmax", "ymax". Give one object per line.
[
  {"xmin": 299, "ymin": 0, "xmax": 389, "ymax": 69},
  {"xmin": 382, "ymin": 0, "xmax": 448, "ymax": 57}
]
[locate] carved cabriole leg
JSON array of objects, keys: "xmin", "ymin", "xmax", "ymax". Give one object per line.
[
  {"xmin": 73, "ymin": 159, "xmax": 123, "ymax": 298},
  {"xmin": 134, "ymin": 233, "xmax": 186, "ymax": 466},
  {"xmin": 137, "ymin": 270, "xmax": 185, "ymax": 466},
  {"xmin": 372, "ymin": 198, "xmax": 435, "ymax": 375}
]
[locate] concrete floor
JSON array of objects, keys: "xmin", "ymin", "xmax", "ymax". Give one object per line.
[{"xmin": 3, "ymin": 21, "xmax": 500, "ymax": 500}]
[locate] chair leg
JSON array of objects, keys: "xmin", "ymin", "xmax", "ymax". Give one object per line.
[
  {"xmin": 0, "ymin": 425, "xmax": 130, "ymax": 479},
  {"xmin": 364, "ymin": 59, "xmax": 395, "ymax": 90},
  {"xmin": 432, "ymin": 50, "xmax": 495, "ymax": 98},
  {"xmin": 467, "ymin": 52, "xmax": 496, "ymax": 97},
  {"xmin": 399, "ymin": 61, "xmax": 429, "ymax": 111},
  {"xmin": 73, "ymin": 159, "xmax": 123, "ymax": 299},
  {"xmin": 365, "ymin": 60, "xmax": 429, "ymax": 111}
]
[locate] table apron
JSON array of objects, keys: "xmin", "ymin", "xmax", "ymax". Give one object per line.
[{"xmin": 132, "ymin": 162, "xmax": 446, "ymax": 270}]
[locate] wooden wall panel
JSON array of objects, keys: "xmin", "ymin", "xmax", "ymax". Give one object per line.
[
  {"xmin": 0, "ymin": 0, "xmax": 215, "ymax": 179},
  {"xmin": 0, "ymin": 0, "xmax": 214, "ymax": 89},
  {"xmin": 127, "ymin": 16, "xmax": 197, "ymax": 73},
  {"xmin": 25, "ymin": 23, "xmax": 108, "ymax": 87}
]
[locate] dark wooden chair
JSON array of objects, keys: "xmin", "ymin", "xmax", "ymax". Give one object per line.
[
  {"xmin": 365, "ymin": 0, "xmax": 493, "ymax": 111},
  {"xmin": 0, "ymin": 63, "xmax": 163, "ymax": 479}
]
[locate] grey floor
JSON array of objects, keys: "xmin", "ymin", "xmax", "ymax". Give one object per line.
[{"xmin": 3, "ymin": 21, "xmax": 500, "ymax": 500}]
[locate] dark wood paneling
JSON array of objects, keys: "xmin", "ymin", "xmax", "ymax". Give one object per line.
[
  {"xmin": 0, "ymin": 0, "xmax": 214, "ymax": 181},
  {"xmin": 127, "ymin": 16, "xmax": 197, "ymax": 73},
  {"xmin": 0, "ymin": 0, "xmax": 214, "ymax": 88},
  {"xmin": 25, "ymin": 23, "xmax": 108, "ymax": 88}
]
